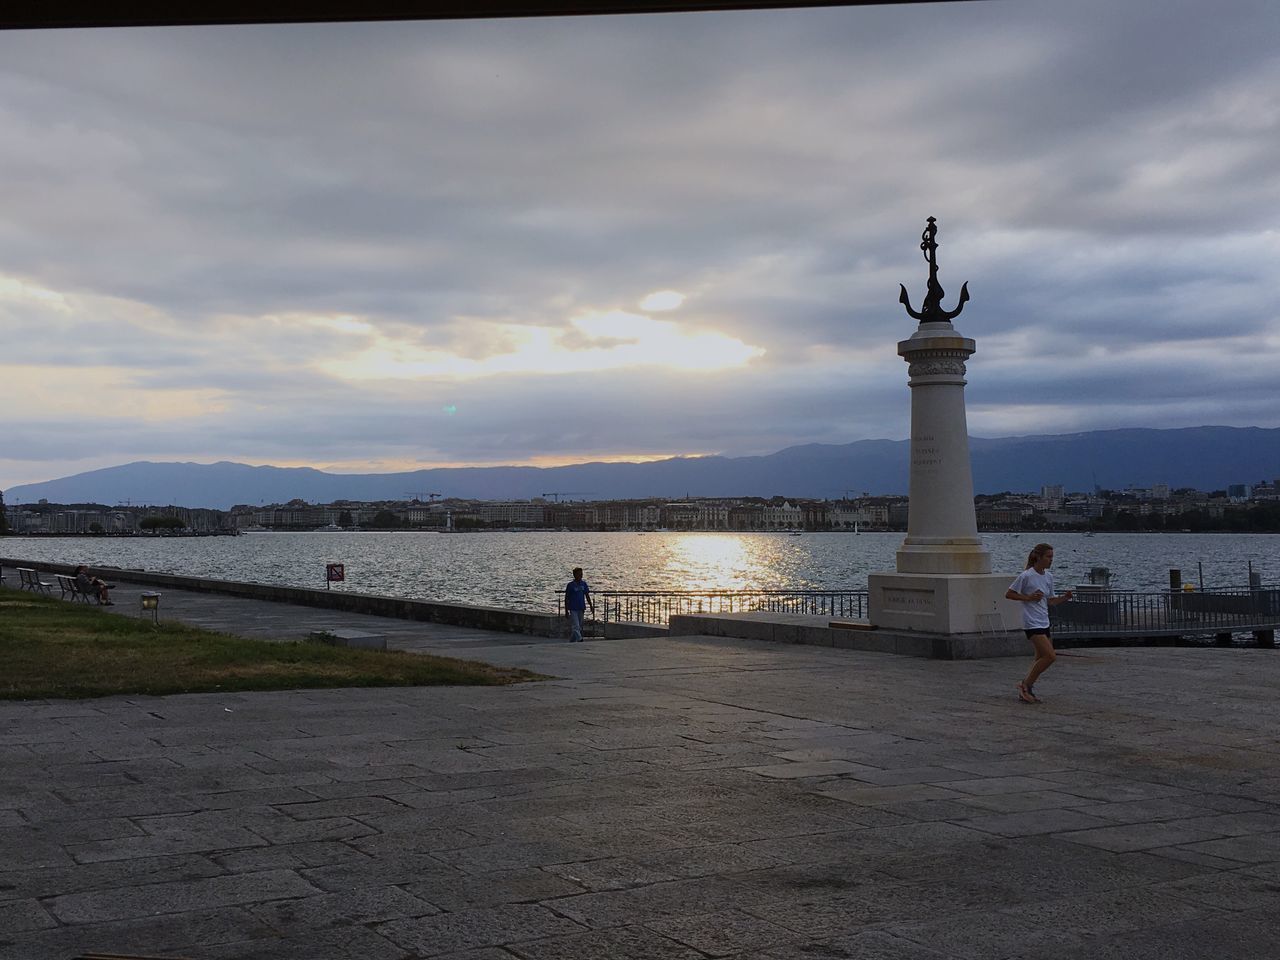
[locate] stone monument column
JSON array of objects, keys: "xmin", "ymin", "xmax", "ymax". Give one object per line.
[
  {"xmin": 896, "ymin": 323, "xmax": 988, "ymax": 575},
  {"xmin": 867, "ymin": 218, "xmax": 1020, "ymax": 654}
]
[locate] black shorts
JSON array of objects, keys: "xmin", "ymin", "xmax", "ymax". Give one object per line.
[{"xmin": 1025, "ymin": 628, "xmax": 1052, "ymax": 640}]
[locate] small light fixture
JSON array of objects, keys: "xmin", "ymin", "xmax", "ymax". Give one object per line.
[{"xmin": 140, "ymin": 592, "xmax": 161, "ymax": 624}]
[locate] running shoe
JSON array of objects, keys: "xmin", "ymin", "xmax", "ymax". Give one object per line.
[{"xmin": 1017, "ymin": 681, "xmax": 1038, "ymax": 704}]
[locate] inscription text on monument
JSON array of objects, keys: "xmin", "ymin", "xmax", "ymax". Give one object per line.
[
  {"xmin": 881, "ymin": 587, "xmax": 937, "ymax": 614},
  {"xmin": 911, "ymin": 433, "xmax": 942, "ymax": 470}
]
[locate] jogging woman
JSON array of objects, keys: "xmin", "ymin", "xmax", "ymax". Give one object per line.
[{"xmin": 1006, "ymin": 543, "xmax": 1072, "ymax": 703}]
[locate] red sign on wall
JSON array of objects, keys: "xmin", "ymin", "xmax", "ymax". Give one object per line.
[{"xmin": 326, "ymin": 563, "xmax": 345, "ymax": 583}]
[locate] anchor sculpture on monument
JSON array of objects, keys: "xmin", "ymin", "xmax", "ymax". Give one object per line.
[{"xmin": 898, "ymin": 216, "xmax": 970, "ymax": 324}]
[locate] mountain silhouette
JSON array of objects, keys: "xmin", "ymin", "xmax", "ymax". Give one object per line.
[{"xmin": 4, "ymin": 427, "xmax": 1278, "ymax": 510}]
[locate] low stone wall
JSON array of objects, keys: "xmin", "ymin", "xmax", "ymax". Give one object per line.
[
  {"xmin": 668, "ymin": 610, "xmax": 1027, "ymax": 659},
  {"xmin": 0, "ymin": 557, "xmax": 564, "ymax": 638},
  {"xmin": 603, "ymin": 620, "xmax": 669, "ymax": 640}
]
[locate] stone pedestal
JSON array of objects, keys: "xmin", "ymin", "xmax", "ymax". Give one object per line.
[
  {"xmin": 867, "ymin": 571, "xmax": 1016, "ymax": 637},
  {"xmin": 868, "ymin": 321, "xmax": 1021, "ymax": 639}
]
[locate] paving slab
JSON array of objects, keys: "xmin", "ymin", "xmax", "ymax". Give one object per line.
[
  {"xmin": 954, "ymin": 807, "xmax": 1115, "ymax": 837},
  {"xmin": 2, "ymin": 581, "xmax": 1280, "ymax": 957},
  {"xmin": 374, "ymin": 902, "xmax": 586, "ymax": 956}
]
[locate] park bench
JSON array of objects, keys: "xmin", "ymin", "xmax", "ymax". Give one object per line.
[
  {"xmin": 55, "ymin": 573, "xmax": 95, "ymax": 603},
  {"xmin": 17, "ymin": 567, "xmax": 53, "ymax": 594}
]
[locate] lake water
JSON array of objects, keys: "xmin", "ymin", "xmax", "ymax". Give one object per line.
[{"xmin": 3, "ymin": 531, "xmax": 1275, "ymax": 612}]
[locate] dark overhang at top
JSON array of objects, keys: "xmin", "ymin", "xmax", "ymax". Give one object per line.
[{"xmin": 4, "ymin": 0, "xmax": 982, "ymax": 31}]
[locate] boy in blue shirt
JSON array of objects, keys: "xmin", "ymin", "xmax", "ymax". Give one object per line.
[{"xmin": 564, "ymin": 567, "xmax": 594, "ymax": 643}]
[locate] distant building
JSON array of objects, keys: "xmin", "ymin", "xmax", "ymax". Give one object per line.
[
  {"xmin": 660, "ymin": 502, "xmax": 702, "ymax": 530},
  {"xmin": 761, "ymin": 500, "xmax": 802, "ymax": 530},
  {"xmin": 1227, "ymin": 483, "xmax": 1252, "ymax": 502},
  {"xmin": 1041, "ymin": 511, "xmax": 1086, "ymax": 528},
  {"xmin": 799, "ymin": 501, "xmax": 829, "ymax": 530},
  {"xmin": 406, "ymin": 505, "xmax": 446, "ymax": 527},
  {"xmin": 728, "ymin": 503, "xmax": 764, "ymax": 530},
  {"xmin": 1065, "ymin": 498, "xmax": 1104, "ymax": 518},
  {"xmin": 976, "ymin": 506, "xmax": 1024, "ymax": 529},
  {"xmin": 830, "ymin": 501, "xmax": 889, "ymax": 530},
  {"xmin": 545, "ymin": 503, "xmax": 599, "ymax": 529},
  {"xmin": 469, "ymin": 501, "xmax": 547, "ymax": 527},
  {"xmin": 888, "ymin": 501, "xmax": 909, "ymax": 528},
  {"xmin": 697, "ymin": 501, "xmax": 730, "ymax": 530},
  {"xmin": 252, "ymin": 505, "xmax": 327, "ymax": 530}
]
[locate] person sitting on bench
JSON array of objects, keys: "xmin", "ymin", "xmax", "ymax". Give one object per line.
[{"xmin": 75, "ymin": 565, "xmax": 114, "ymax": 605}]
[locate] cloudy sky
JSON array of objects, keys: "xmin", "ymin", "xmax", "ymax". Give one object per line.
[{"xmin": 2, "ymin": 0, "xmax": 1278, "ymax": 487}]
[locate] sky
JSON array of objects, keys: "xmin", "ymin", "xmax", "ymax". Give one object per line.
[{"xmin": 2, "ymin": 0, "xmax": 1278, "ymax": 488}]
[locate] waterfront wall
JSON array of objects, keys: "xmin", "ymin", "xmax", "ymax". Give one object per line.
[{"xmin": 0, "ymin": 557, "xmax": 571, "ymax": 638}]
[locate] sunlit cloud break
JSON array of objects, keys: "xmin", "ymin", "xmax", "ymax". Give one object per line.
[
  {"xmin": 0, "ymin": 275, "xmax": 72, "ymax": 312},
  {"xmin": 319, "ymin": 308, "xmax": 765, "ymax": 381},
  {"xmin": 639, "ymin": 289, "xmax": 687, "ymax": 312}
]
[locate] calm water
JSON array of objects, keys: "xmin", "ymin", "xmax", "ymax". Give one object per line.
[{"xmin": 3, "ymin": 531, "xmax": 1275, "ymax": 612}]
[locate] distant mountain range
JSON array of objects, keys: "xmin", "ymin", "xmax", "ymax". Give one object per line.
[{"xmin": 5, "ymin": 427, "xmax": 1279, "ymax": 511}]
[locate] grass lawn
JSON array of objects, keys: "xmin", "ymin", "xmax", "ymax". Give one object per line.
[{"xmin": 0, "ymin": 590, "xmax": 542, "ymax": 699}]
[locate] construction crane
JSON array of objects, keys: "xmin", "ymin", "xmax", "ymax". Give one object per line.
[
  {"xmin": 843, "ymin": 489, "xmax": 868, "ymax": 501},
  {"xmin": 540, "ymin": 491, "xmax": 596, "ymax": 502},
  {"xmin": 404, "ymin": 492, "xmax": 443, "ymax": 502}
]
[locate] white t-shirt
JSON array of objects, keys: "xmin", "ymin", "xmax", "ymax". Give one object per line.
[{"xmin": 1009, "ymin": 567, "xmax": 1054, "ymax": 630}]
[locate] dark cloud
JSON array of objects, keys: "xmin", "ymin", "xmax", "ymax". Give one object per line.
[{"xmin": 2, "ymin": 0, "xmax": 1278, "ymax": 486}]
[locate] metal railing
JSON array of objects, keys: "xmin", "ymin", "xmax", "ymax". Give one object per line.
[
  {"xmin": 1052, "ymin": 586, "xmax": 1280, "ymax": 638},
  {"xmin": 583, "ymin": 590, "xmax": 869, "ymax": 625},
  {"xmin": 555, "ymin": 584, "xmax": 1279, "ymax": 638}
]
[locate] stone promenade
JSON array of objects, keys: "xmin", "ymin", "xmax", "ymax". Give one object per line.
[{"xmin": 2, "ymin": 580, "xmax": 1279, "ymax": 959}]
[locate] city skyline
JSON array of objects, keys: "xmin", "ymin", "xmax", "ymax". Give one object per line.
[
  {"xmin": 3, "ymin": 0, "xmax": 1278, "ymax": 488},
  {"xmin": 9, "ymin": 481, "xmax": 1279, "ymax": 538}
]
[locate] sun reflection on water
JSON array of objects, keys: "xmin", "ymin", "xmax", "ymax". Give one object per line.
[{"xmin": 662, "ymin": 533, "xmax": 795, "ymax": 592}]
